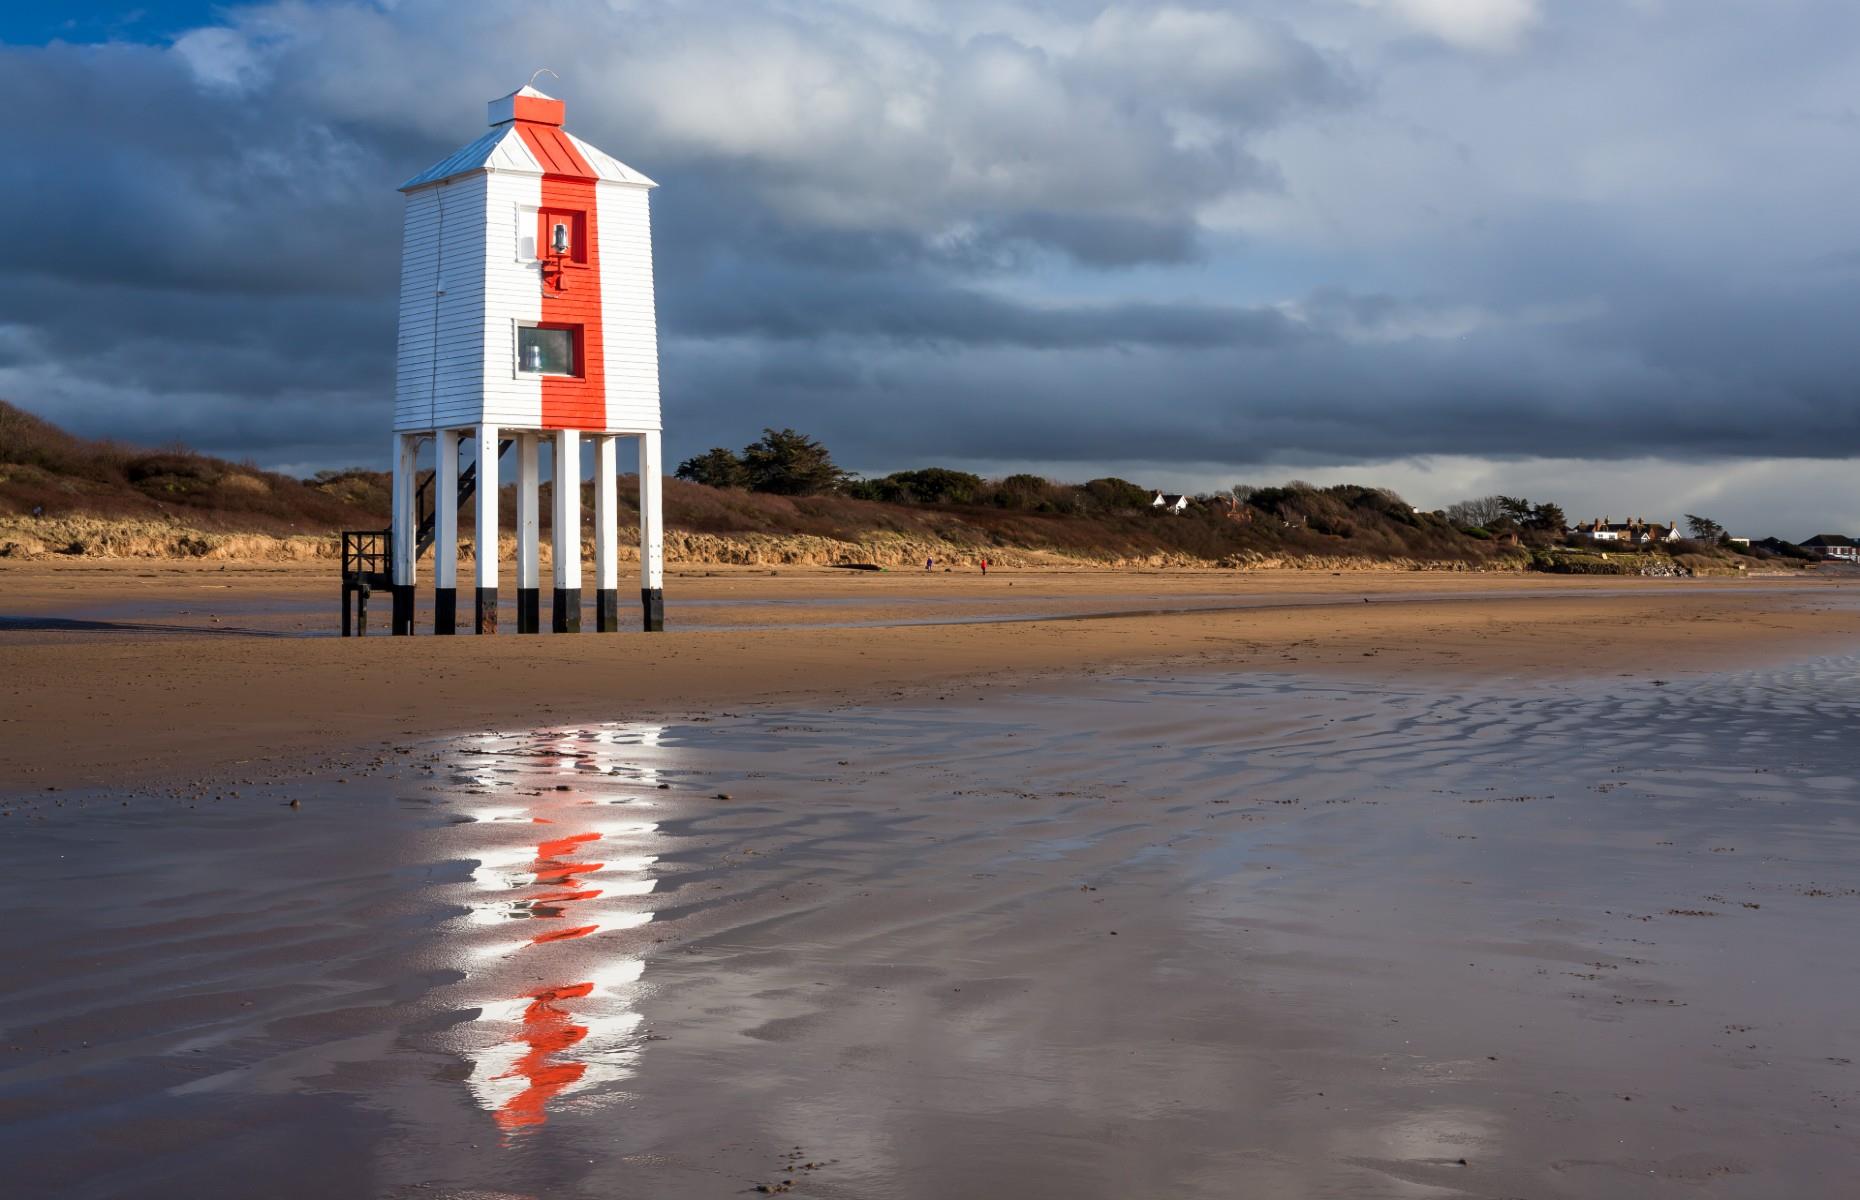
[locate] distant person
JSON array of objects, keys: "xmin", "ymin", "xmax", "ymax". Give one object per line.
[
  {"xmin": 30, "ymin": 504, "xmax": 44, "ymax": 518},
  {"xmin": 926, "ymin": 556, "xmax": 934, "ymax": 572},
  {"xmin": 981, "ymin": 558, "xmax": 989, "ymax": 576}
]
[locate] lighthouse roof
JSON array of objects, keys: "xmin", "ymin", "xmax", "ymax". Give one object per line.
[{"xmin": 399, "ymin": 87, "xmax": 657, "ymax": 192}]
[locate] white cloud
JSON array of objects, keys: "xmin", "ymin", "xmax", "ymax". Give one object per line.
[
  {"xmin": 1347, "ymin": 0, "xmax": 1541, "ymax": 52},
  {"xmin": 160, "ymin": 1, "xmax": 1349, "ymax": 248},
  {"xmin": 171, "ymin": 26, "xmax": 269, "ymax": 91}
]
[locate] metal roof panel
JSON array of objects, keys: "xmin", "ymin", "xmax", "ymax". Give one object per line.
[
  {"xmin": 400, "ymin": 118, "xmax": 654, "ymax": 192},
  {"xmin": 564, "ymin": 132, "xmax": 657, "ymax": 188},
  {"xmin": 399, "ymin": 128, "xmax": 541, "ymax": 191}
]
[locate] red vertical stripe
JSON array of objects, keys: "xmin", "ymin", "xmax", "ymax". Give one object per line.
[{"xmin": 515, "ymin": 123, "xmax": 604, "ymax": 431}]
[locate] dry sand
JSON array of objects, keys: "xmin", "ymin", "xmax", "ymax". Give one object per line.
[{"xmin": 2, "ymin": 561, "xmax": 1857, "ymax": 790}]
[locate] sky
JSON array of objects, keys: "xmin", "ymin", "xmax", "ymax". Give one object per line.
[{"xmin": 2, "ymin": 0, "xmax": 1858, "ymax": 537}]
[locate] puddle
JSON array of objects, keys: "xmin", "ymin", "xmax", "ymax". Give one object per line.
[{"xmin": 3, "ymin": 661, "xmax": 1858, "ymax": 1197}]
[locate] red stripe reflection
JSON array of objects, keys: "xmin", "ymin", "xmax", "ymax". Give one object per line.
[{"xmin": 481, "ymin": 816, "xmax": 617, "ymax": 1135}]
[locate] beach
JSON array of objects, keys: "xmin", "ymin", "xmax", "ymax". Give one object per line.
[
  {"xmin": 10, "ymin": 0, "xmax": 1857, "ymax": 1193},
  {"xmin": 3, "ymin": 567, "xmax": 1859, "ymax": 1198},
  {"xmin": 2, "ymin": 563, "xmax": 1857, "ymax": 789}
]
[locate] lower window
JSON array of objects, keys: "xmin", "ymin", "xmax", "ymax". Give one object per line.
[{"xmin": 517, "ymin": 325, "xmax": 577, "ymax": 376}]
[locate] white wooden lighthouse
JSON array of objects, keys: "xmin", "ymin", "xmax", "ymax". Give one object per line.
[{"xmin": 387, "ymin": 83, "xmax": 663, "ymax": 635}]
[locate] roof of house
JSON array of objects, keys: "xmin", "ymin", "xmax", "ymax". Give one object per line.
[
  {"xmin": 1800, "ymin": 534, "xmax": 1857, "ymax": 547},
  {"xmin": 1575, "ymin": 517, "xmax": 1677, "ymax": 535},
  {"xmin": 399, "ymin": 87, "xmax": 656, "ymax": 192}
]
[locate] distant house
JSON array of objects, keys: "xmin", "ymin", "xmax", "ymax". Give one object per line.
[
  {"xmin": 1570, "ymin": 516, "xmax": 1681, "ymax": 545},
  {"xmin": 1755, "ymin": 536, "xmax": 1809, "ymax": 559},
  {"xmin": 1799, "ymin": 534, "xmax": 1860, "ymax": 562},
  {"xmin": 1150, "ymin": 492, "xmax": 1189, "ymax": 515}
]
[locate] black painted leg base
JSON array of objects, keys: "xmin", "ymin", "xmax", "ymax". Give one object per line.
[
  {"xmin": 641, "ymin": 587, "xmax": 664, "ymax": 632},
  {"xmin": 517, "ymin": 588, "xmax": 540, "ymax": 634},
  {"xmin": 475, "ymin": 587, "xmax": 498, "ymax": 634},
  {"xmin": 597, "ymin": 588, "xmax": 619, "ymax": 632},
  {"xmin": 434, "ymin": 587, "xmax": 457, "ymax": 635},
  {"xmin": 553, "ymin": 587, "xmax": 582, "ymax": 633},
  {"xmin": 391, "ymin": 584, "xmax": 415, "ymax": 636}
]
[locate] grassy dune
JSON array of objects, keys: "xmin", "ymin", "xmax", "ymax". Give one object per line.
[{"xmin": 0, "ymin": 400, "xmax": 1536, "ymax": 569}]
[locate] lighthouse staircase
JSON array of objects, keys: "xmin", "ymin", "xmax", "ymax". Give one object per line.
[{"xmin": 340, "ymin": 438, "xmax": 512, "ymax": 635}]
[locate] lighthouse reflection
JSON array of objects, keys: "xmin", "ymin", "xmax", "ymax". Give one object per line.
[{"xmin": 454, "ymin": 727, "xmax": 667, "ymax": 1136}]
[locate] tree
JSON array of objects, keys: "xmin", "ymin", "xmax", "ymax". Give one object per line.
[
  {"xmin": 739, "ymin": 428, "xmax": 848, "ymax": 495},
  {"xmin": 996, "ymin": 473, "xmax": 1056, "ymax": 510},
  {"xmin": 674, "ymin": 447, "xmax": 747, "ymax": 489},
  {"xmin": 1496, "ymin": 496, "xmax": 1534, "ymax": 526},
  {"xmin": 1686, "ymin": 514, "xmax": 1725, "ymax": 543},
  {"xmin": 1445, "ymin": 495, "xmax": 1509, "ymax": 528},
  {"xmin": 1527, "ymin": 502, "xmax": 1567, "ymax": 532},
  {"xmin": 1082, "ymin": 477, "xmax": 1152, "ymax": 510}
]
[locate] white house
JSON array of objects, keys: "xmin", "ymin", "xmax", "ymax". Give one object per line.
[
  {"xmin": 1151, "ymin": 491, "xmax": 1189, "ymax": 514},
  {"xmin": 389, "ymin": 84, "xmax": 664, "ymax": 636}
]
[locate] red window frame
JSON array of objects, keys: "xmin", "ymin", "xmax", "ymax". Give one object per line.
[{"xmin": 537, "ymin": 209, "xmax": 588, "ymax": 265}]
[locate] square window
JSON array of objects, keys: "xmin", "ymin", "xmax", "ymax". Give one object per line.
[{"xmin": 517, "ymin": 325, "xmax": 577, "ymax": 376}]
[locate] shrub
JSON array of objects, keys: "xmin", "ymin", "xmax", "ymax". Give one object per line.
[
  {"xmin": 740, "ymin": 428, "xmax": 849, "ymax": 496},
  {"xmin": 866, "ymin": 467, "xmax": 985, "ymax": 505},
  {"xmin": 675, "ymin": 447, "xmax": 749, "ymax": 489},
  {"xmin": 1081, "ymin": 477, "xmax": 1152, "ymax": 510}
]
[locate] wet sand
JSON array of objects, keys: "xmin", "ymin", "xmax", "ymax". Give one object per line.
[
  {"xmin": 0, "ymin": 559, "xmax": 1839, "ymax": 639},
  {"xmin": 4, "ymin": 661, "xmax": 1858, "ymax": 1198},
  {"xmin": 3, "ymin": 563, "xmax": 1859, "ymax": 790}
]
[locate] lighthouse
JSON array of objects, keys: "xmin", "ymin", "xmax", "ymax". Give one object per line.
[{"xmin": 386, "ymin": 83, "xmax": 663, "ymax": 635}]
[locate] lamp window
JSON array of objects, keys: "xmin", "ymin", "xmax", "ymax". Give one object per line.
[
  {"xmin": 537, "ymin": 209, "xmax": 586, "ymax": 263},
  {"xmin": 517, "ymin": 324, "xmax": 577, "ymax": 376}
]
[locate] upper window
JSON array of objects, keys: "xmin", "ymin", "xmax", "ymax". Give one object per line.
[
  {"xmin": 538, "ymin": 209, "xmax": 587, "ymax": 263},
  {"xmin": 517, "ymin": 324, "xmax": 577, "ymax": 376},
  {"xmin": 515, "ymin": 207, "xmax": 587, "ymax": 263}
]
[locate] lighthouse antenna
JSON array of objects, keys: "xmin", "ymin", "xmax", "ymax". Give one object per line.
[{"xmin": 528, "ymin": 67, "xmax": 559, "ymax": 90}]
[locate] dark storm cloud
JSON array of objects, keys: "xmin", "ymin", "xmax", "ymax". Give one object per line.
[
  {"xmin": 0, "ymin": 0, "xmax": 1857, "ymax": 501},
  {"xmin": 0, "ymin": 45, "xmax": 400, "ymax": 297},
  {"xmin": 986, "ymin": 212, "xmax": 1206, "ymax": 268},
  {"xmin": 667, "ymin": 282, "xmax": 1860, "ymax": 470},
  {"xmin": 669, "ymin": 266, "xmax": 1304, "ymax": 350}
]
